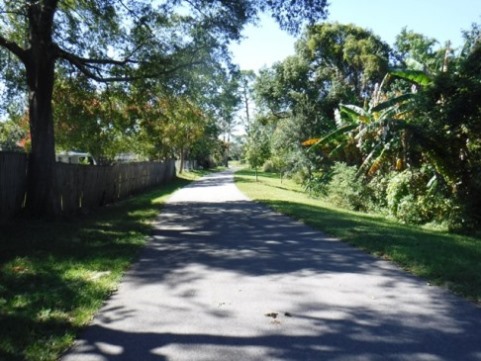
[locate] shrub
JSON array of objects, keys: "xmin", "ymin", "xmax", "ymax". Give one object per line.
[
  {"xmin": 304, "ymin": 171, "xmax": 330, "ymax": 197},
  {"xmin": 326, "ymin": 162, "xmax": 366, "ymax": 211},
  {"xmin": 365, "ymin": 173, "xmax": 390, "ymax": 213},
  {"xmin": 385, "ymin": 168, "xmax": 453, "ymax": 225},
  {"xmin": 385, "ymin": 170, "xmax": 413, "ymax": 218}
]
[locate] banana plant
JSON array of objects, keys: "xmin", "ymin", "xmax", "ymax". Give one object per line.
[{"xmin": 307, "ymin": 69, "xmax": 432, "ymax": 175}]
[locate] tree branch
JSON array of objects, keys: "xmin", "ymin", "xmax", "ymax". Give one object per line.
[
  {"xmin": 0, "ymin": 10, "xmax": 26, "ymax": 17},
  {"xmin": 57, "ymin": 48, "xmax": 124, "ymax": 81},
  {"xmin": 0, "ymin": 34, "xmax": 27, "ymax": 63},
  {"xmin": 57, "ymin": 45, "xmax": 143, "ymax": 66},
  {"xmin": 57, "ymin": 46, "xmax": 206, "ymax": 83}
]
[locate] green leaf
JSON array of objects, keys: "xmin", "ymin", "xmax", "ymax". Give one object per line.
[
  {"xmin": 309, "ymin": 123, "xmax": 358, "ymax": 150},
  {"xmin": 390, "ymin": 69, "xmax": 432, "ymax": 87},
  {"xmin": 339, "ymin": 104, "xmax": 370, "ymax": 123}
]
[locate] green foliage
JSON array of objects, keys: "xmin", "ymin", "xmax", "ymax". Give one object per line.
[
  {"xmin": 258, "ymin": 0, "xmax": 328, "ymax": 34},
  {"xmin": 0, "ymin": 117, "xmax": 27, "ymax": 152},
  {"xmin": 390, "ymin": 69, "xmax": 432, "ymax": 86},
  {"xmin": 269, "ymin": 116, "xmax": 311, "ymax": 177},
  {"xmin": 303, "ymin": 170, "xmax": 330, "ymax": 197},
  {"xmin": 408, "ymin": 41, "xmax": 481, "ymax": 231},
  {"xmin": 245, "ymin": 137, "xmax": 270, "ymax": 171},
  {"xmin": 54, "ymin": 76, "xmax": 135, "ymax": 164},
  {"xmin": 385, "ymin": 170, "xmax": 426, "ymax": 223},
  {"xmin": 261, "ymin": 159, "xmax": 277, "ymax": 172},
  {"xmin": 247, "ymin": 18, "xmax": 481, "ymax": 233},
  {"xmin": 244, "ymin": 118, "xmax": 272, "ymax": 170},
  {"xmin": 299, "ymin": 22, "xmax": 391, "ymax": 99},
  {"xmin": 364, "ymin": 172, "xmax": 390, "ymax": 213},
  {"xmin": 326, "ymin": 162, "xmax": 365, "ymax": 211},
  {"xmin": 394, "ymin": 28, "xmax": 442, "ymax": 71},
  {"xmin": 366, "ymin": 168, "xmax": 452, "ymax": 226},
  {"xmin": 0, "ymin": 0, "xmax": 330, "ymax": 215}
]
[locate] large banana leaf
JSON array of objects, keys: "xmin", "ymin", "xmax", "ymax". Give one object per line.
[
  {"xmin": 339, "ymin": 104, "xmax": 369, "ymax": 123},
  {"xmin": 309, "ymin": 123, "xmax": 358, "ymax": 150},
  {"xmin": 327, "ymin": 143, "xmax": 347, "ymax": 158},
  {"xmin": 390, "ymin": 69, "xmax": 432, "ymax": 87}
]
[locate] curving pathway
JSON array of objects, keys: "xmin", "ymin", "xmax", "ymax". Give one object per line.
[{"xmin": 61, "ymin": 169, "xmax": 481, "ymax": 361}]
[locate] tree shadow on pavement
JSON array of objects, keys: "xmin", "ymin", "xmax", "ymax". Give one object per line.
[{"xmin": 62, "ymin": 172, "xmax": 481, "ymax": 361}]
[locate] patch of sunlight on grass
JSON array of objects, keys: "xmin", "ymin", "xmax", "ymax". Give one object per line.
[{"xmin": 0, "ymin": 177, "xmax": 192, "ymax": 361}]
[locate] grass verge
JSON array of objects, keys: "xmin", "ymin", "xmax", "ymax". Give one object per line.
[
  {"xmin": 235, "ymin": 169, "xmax": 481, "ymax": 304},
  {"xmin": 0, "ymin": 175, "xmax": 193, "ymax": 361}
]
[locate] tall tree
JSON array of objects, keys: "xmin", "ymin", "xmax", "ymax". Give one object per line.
[
  {"xmin": 0, "ymin": 0, "xmax": 329, "ymax": 217},
  {"xmin": 298, "ymin": 22, "xmax": 391, "ymax": 100},
  {"xmin": 394, "ymin": 27, "xmax": 449, "ymax": 73}
]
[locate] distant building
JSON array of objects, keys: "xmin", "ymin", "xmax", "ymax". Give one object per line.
[{"xmin": 56, "ymin": 151, "xmax": 96, "ymax": 165}]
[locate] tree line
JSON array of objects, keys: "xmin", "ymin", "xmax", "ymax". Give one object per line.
[{"xmin": 244, "ymin": 22, "xmax": 481, "ymax": 233}]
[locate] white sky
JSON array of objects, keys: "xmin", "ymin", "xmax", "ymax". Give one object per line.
[{"xmin": 230, "ymin": 0, "xmax": 481, "ymax": 72}]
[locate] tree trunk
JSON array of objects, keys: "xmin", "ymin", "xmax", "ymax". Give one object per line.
[
  {"xmin": 179, "ymin": 148, "xmax": 185, "ymax": 174},
  {"xmin": 26, "ymin": 61, "xmax": 60, "ymax": 217},
  {"xmin": 24, "ymin": 1, "xmax": 60, "ymax": 217}
]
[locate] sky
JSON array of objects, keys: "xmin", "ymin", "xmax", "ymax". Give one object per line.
[{"xmin": 230, "ymin": 0, "xmax": 481, "ymax": 72}]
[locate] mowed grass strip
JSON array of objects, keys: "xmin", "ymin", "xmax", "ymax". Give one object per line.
[
  {"xmin": 235, "ymin": 169, "xmax": 481, "ymax": 304},
  {"xmin": 0, "ymin": 175, "xmax": 194, "ymax": 361}
]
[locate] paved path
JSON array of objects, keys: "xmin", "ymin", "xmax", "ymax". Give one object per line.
[{"xmin": 62, "ymin": 170, "xmax": 481, "ymax": 361}]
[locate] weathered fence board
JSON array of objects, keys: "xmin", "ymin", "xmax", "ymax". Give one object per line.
[
  {"xmin": 0, "ymin": 152, "xmax": 28, "ymax": 218},
  {"xmin": 0, "ymin": 152, "xmax": 175, "ymax": 220},
  {"xmin": 56, "ymin": 161, "xmax": 175, "ymax": 213}
]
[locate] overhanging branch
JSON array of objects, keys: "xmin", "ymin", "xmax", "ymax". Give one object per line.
[
  {"xmin": 57, "ymin": 46, "xmax": 207, "ymax": 83},
  {"xmin": 57, "ymin": 47, "xmax": 139, "ymax": 66},
  {"xmin": 0, "ymin": 35, "xmax": 27, "ymax": 63}
]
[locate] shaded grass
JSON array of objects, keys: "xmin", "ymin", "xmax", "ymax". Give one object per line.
[
  {"xmin": 0, "ymin": 176, "xmax": 192, "ymax": 361},
  {"xmin": 235, "ymin": 169, "xmax": 481, "ymax": 304}
]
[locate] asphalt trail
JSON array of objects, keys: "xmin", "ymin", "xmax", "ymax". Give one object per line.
[{"xmin": 62, "ymin": 170, "xmax": 481, "ymax": 361}]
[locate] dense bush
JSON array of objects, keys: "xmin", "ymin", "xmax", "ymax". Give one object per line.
[
  {"xmin": 356, "ymin": 167, "xmax": 453, "ymax": 226},
  {"xmin": 326, "ymin": 162, "xmax": 366, "ymax": 211},
  {"xmin": 364, "ymin": 173, "xmax": 390, "ymax": 213},
  {"xmin": 301, "ymin": 162, "xmax": 455, "ymax": 227},
  {"xmin": 304, "ymin": 171, "xmax": 330, "ymax": 197}
]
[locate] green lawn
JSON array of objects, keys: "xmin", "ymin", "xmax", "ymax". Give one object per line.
[
  {"xmin": 0, "ymin": 175, "xmax": 194, "ymax": 361},
  {"xmin": 235, "ymin": 169, "xmax": 481, "ymax": 304}
]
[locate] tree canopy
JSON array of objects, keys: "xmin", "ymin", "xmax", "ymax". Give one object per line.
[{"xmin": 0, "ymin": 0, "xmax": 329, "ymax": 217}]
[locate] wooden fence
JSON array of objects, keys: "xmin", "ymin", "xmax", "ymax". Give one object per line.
[
  {"xmin": 0, "ymin": 152, "xmax": 175, "ymax": 219},
  {"xmin": 0, "ymin": 152, "xmax": 28, "ymax": 219}
]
